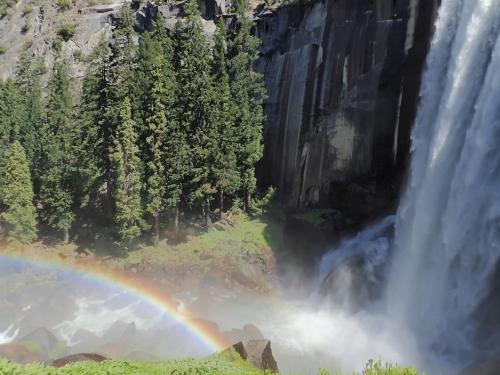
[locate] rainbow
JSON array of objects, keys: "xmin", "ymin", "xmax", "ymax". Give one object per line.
[{"xmin": 0, "ymin": 250, "xmax": 229, "ymax": 354}]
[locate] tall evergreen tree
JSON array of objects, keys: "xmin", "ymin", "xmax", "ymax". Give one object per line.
[
  {"xmin": 0, "ymin": 79, "xmax": 22, "ymax": 144},
  {"xmin": 229, "ymin": 0, "xmax": 266, "ymax": 210},
  {"xmin": 40, "ymin": 59, "xmax": 76, "ymax": 242},
  {"xmin": 112, "ymin": 98, "xmax": 145, "ymax": 245},
  {"xmin": 210, "ymin": 19, "xmax": 239, "ymax": 219},
  {"xmin": 0, "ymin": 141, "xmax": 37, "ymax": 242},
  {"xmin": 78, "ymin": 39, "xmax": 111, "ymax": 217},
  {"xmin": 143, "ymin": 56, "xmax": 169, "ymax": 244},
  {"xmin": 102, "ymin": 4, "xmax": 138, "ymax": 203},
  {"xmin": 153, "ymin": 19, "xmax": 188, "ymax": 234},
  {"xmin": 16, "ymin": 50, "xmax": 45, "ymax": 190},
  {"xmin": 174, "ymin": 0, "xmax": 215, "ymax": 226}
]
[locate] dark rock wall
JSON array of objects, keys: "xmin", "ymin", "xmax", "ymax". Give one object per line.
[{"xmin": 256, "ymin": 0, "xmax": 439, "ymax": 209}]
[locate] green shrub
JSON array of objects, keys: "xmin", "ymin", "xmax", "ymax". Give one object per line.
[
  {"xmin": 53, "ymin": 35, "xmax": 63, "ymax": 52},
  {"xmin": 0, "ymin": 0, "xmax": 17, "ymax": 17},
  {"xmin": 362, "ymin": 360, "xmax": 420, "ymax": 375},
  {"xmin": 56, "ymin": 0, "xmax": 73, "ymax": 11},
  {"xmin": 57, "ymin": 23, "xmax": 77, "ymax": 41},
  {"xmin": 73, "ymin": 49, "xmax": 83, "ymax": 61},
  {"xmin": 248, "ymin": 186, "xmax": 277, "ymax": 215},
  {"xmin": 22, "ymin": 4, "xmax": 32, "ymax": 16}
]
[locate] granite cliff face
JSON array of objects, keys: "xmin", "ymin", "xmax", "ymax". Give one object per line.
[{"xmin": 256, "ymin": 0, "xmax": 439, "ymax": 212}]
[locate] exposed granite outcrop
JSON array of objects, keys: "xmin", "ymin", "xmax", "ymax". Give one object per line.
[
  {"xmin": 256, "ymin": 0, "xmax": 440, "ymax": 209},
  {"xmin": 0, "ymin": 0, "xmax": 126, "ymax": 80}
]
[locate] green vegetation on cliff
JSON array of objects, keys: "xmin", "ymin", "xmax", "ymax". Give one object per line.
[{"xmin": 0, "ymin": 0, "xmax": 17, "ymax": 17}]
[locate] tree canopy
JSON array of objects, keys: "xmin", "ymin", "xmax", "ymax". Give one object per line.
[{"xmin": 0, "ymin": 1, "xmax": 267, "ymax": 247}]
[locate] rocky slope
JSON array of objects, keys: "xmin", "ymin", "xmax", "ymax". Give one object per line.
[{"xmin": 0, "ymin": 0, "xmax": 127, "ymax": 80}]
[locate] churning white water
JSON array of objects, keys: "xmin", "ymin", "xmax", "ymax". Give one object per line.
[
  {"xmin": 314, "ymin": 0, "xmax": 500, "ymax": 372},
  {"xmin": 387, "ymin": 0, "xmax": 500, "ymax": 366}
]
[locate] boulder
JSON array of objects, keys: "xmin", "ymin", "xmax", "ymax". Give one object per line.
[
  {"xmin": 52, "ymin": 353, "xmax": 107, "ymax": 368},
  {"xmin": 232, "ymin": 340, "xmax": 279, "ymax": 373}
]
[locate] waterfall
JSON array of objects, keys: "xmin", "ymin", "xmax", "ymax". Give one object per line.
[
  {"xmin": 387, "ymin": 0, "xmax": 500, "ymax": 363},
  {"xmin": 317, "ymin": 0, "xmax": 500, "ymax": 371}
]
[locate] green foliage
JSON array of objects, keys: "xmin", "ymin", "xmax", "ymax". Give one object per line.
[
  {"xmin": 0, "ymin": 358, "xmax": 422, "ymax": 375},
  {"xmin": 53, "ymin": 36, "xmax": 63, "ymax": 52},
  {"xmin": 56, "ymin": 0, "xmax": 74, "ymax": 11},
  {"xmin": 173, "ymin": 0, "xmax": 214, "ymax": 225},
  {"xmin": 102, "ymin": 3, "xmax": 138, "ymax": 200},
  {"xmin": 139, "ymin": 34, "xmax": 170, "ymax": 243},
  {"xmin": 0, "ymin": 0, "xmax": 269, "ymax": 246},
  {"xmin": 15, "ymin": 50, "xmax": 45, "ymax": 182},
  {"xmin": 0, "ymin": 358, "xmax": 276, "ymax": 375},
  {"xmin": 229, "ymin": 0, "xmax": 267, "ymax": 209},
  {"xmin": 249, "ymin": 186, "xmax": 276, "ymax": 215},
  {"xmin": 0, "ymin": 141, "xmax": 38, "ymax": 242},
  {"xmin": 76, "ymin": 38, "xmax": 110, "ymax": 221},
  {"xmin": 209, "ymin": 19, "xmax": 240, "ymax": 218},
  {"xmin": 57, "ymin": 23, "xmax": 77, "ymax": 42},
  {"xmin": 112, "ymin": 97, "xmax": 146, "ymax": 245},
  {"xmin": 22, "ymin": 4, "xmax": 32, "ymax": 16},
  {"xmin": 0, "ymin": 79, "xmax": 22, "ymax": 143},
  {"xmin": 0, "ymin": 0, "xmax": 16, "ymax": 17},
  {"xmin": 39, "ymin": 59, "xmax": 76, "ymax": 241},
  {"xmin": 362, "ymin": 360, "xmax": 420, "ymax": 375}
]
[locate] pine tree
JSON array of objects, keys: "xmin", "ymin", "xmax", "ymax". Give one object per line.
[
  {"xmin": 229, "ymin": 0, "xmax": 266, "ymax": 210},
  {"xmin": 155, "ymin": 20, "xmax": 188, "ymax": 234},
  {"xmin": 102, "ymin": 4, "xmax": 138, "ymax": 204},
  {"xmin": 174, "ymin": 0, "xmax": 215, "ymax": 226},
  {"xmin": 210, "ymin": 19, "xmax": 239, "ymax": 219},
  {"xmin": 0, "ymin": 79, "xmax": 22, "ymax": 144},
  {"xmin": 78, "ymin": 39, "xmax": 110, "ymax": 218},
  {"xmin": 40, "ymin": 59, "xmax": 76, "ymax": 242},
  {"xmin": 16, "ymin": 50, "xmax": 45, "ymax": 190},
  {"xmin": 143, "ymin": 56, "xmax": 169, "ymax": 244},
  {"xmin": 112, "ymin": 98, "xmax": 145, "ymax": 245},
  {"xmin": 0, "ymin": 141, "xmax": 37, "ymax": 242}
]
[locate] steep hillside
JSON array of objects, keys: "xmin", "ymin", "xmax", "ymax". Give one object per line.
[{"xmin": 0, "ymin": 0, "xmax": 127, "ymax": 80}]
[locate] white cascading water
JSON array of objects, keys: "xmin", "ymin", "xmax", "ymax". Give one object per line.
[
  {"xmin": 316, "ymin": 0, "xmax": 500, "ymax": 372},
  {"xmin": 387, "ymin": 0, "xmax": 500, "ymax": 365}
]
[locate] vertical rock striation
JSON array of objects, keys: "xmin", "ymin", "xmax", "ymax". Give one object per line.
[{"xmin": 256, "ymin": 0, "xmax": 439, "ymax": 209}]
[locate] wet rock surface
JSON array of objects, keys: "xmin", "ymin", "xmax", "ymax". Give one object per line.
[{"xmin": 257, "ymin": 0, "xmax": 439, "ymax": 212}]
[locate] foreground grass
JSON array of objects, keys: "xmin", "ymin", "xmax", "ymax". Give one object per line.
[
  {"xmin": 0, "ymin": 358, "xmax": 421, "ymax": 375},
  {"xmin": 0, "ymin": 358, "xmax": 272, "ymax": 375}
]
